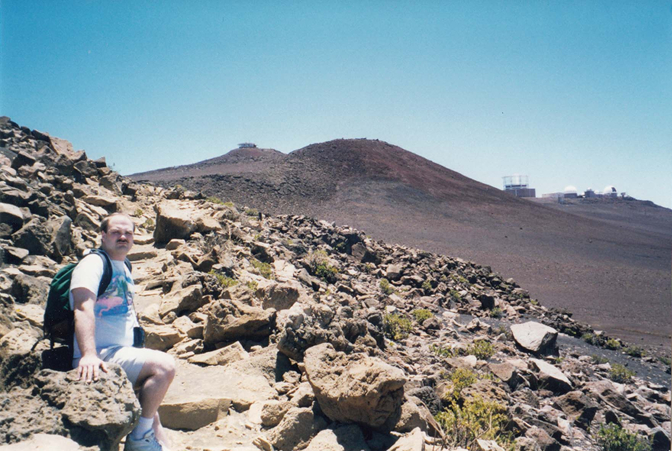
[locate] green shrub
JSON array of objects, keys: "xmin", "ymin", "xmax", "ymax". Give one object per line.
[
  {"xmin": 658, "ymin": 356, "xmax": 671, "ymax": 367},
  {"xmin": 209, "ymin": 270, "xmax": 238, "ymax": 288},
  {"xmin": 466, "ymin": 340, "xmax": 495, "ymax": 360},
  {"xmin": 596, "ymin": 423, "xmax": 651, "ymax": 451},
  {"xmin": 624, "ymin": 346, "xmax": 645, "ymax": 358},
  {"xmin": 435, "ymin": 396, "xmax": 511, "ymax": 450},
  {"xmin": 443, "ymin": 367, "xmax": 477, "ymax": 401},
  {"xmin": 224, "ymin": 201, "xmax": 235, "ymax": 208},
  {"xmin": 605, "ymin": 338, "xmax": 622, "ymax": 350},
  {"xmin": 609, "ymin": 364, "xmax": 635, "ymax": 383},
  {"xmin": 246, "ymin": 280, "xmax": 259, "ymax": 291},
  {"xmin": 591, "ymin": 355, "xmax": 609, "ymax": 365},
  {"xmin": 384, "ymin": 314, "xmax": 413, "ymax": 341},
  {"xmin": 141, "ymin": 217, "xmax": 155, "ymax": 230},
  {"xmin": 206, "ymin": 196, "xmax": 225, "ymax": 205},
  {"xmin": 245, "ymin": 208, "xmax": 259, "ymax": 216},
  {"xmin": 450, "ymin": 274, "xmax": 469, "ymax": 285},
  {"xmin": 315, "ymin": 263, "xmax": 339, "ymax": 283},
  {"xmin": 251, "ymin": 259, "xmax": 272, "ymax": 279},
  {"xmin": 412, "ymin": 309, "xmax": 434, "ymax": 325},
  {"xmin": 430, "ymin": 344, "xmax": 458, "ymax": 359},
  {"xmin": 132, "ymin": 208, "xmax": 144, "ymax": 217},
  {"xmin": 334, "ymin": 241, "xmax": 347, "ymax": 252},
  {"xmin": 422, "ymin": 280, "xmax": 432, "ymax": 291},
  {"xmin": 489, "ymin": 307, "xmax": 503, "ymax": 318},
  {"xmin": 449, "ymin": 289, "xmax": 462, "ymax": 301},
  {"xmin": 582, "ymin": 333, "xmax": 599, "ymax": 345},
  {"xmin": 379, "ymin": 278, "xmax": 394, "ymax": 295}
]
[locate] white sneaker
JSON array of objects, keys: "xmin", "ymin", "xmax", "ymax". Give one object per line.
[{"xmin": 124, "ymin": 429, "xmax": 163, "ymax": 451}]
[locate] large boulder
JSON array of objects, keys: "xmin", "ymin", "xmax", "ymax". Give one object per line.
[
  {"xmin": 158, "ymin": 285, "xmax": 205, "ymax": 318},
  {"xmin": 6, "ymin": 365, "xmax": 142, "ymax": 451},
  {"xmin": 153, "ymin": 202, "xmax": 197, "ymax": 244},
  {"xmin": 303, "ymin": 343, "xmax": 406, "ymax": 428},
  {"xmin": 203, "ymin": 299, "xmax": 276, "ymax": 346},
  {"xmin": 511, "ymin": 321, "xmax": 558, "ymax": 355}
]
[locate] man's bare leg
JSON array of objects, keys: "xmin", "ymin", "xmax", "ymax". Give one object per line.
[{"xmin": 133, "ymin": 353, "xmax": 175, "ymax": 447}]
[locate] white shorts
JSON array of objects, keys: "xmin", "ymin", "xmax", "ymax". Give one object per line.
[{"xmin": 73, "ymin": 346, "xmax": 160, "ymax": 386}]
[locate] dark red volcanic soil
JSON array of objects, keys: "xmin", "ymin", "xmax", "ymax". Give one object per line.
[{"xmin": 131, "ymin": 139, "xmax": 672, "ymax": 351}]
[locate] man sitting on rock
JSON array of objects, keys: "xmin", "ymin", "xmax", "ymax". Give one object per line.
[{"xmin": 71, "ymin": 212, "xmax": 175, "ymax": 451}]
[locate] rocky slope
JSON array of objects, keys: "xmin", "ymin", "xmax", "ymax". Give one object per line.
[
  {"xmin": 0, "ymin": 117, "xmax": 670, "ymax": 451},
  {"xmin": 130, "ymin": 139, "xmax": 672, "ymax": 351}
]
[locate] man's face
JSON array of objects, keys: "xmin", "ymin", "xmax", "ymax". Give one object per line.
[{"xmin": 101, "ymin": 216, "xmax": 134, "ymax": 255}]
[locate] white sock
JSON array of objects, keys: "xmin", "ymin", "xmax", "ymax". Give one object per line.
[{"xmin": 131, "ymin": 416, "xmax": 154, "ymax": 440}]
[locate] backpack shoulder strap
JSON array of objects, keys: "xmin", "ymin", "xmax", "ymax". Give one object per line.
[{"xmin": 89, "ymin": 249, "xmax": 114, "ymax": 296}]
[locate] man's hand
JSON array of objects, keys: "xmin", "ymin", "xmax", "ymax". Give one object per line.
[{"xmin": 77, "ymin": 354, "xmax": 108, "ymax": 383}]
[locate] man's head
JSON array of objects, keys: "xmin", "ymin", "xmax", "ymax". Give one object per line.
[{"xmin": 100, "ymin": 213, "xmax": 135, "ymax": 259}]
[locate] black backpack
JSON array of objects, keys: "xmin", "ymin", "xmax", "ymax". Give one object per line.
[{"xmin": 43, "ymin": 249, "xmax": 132, "ymax": 355}]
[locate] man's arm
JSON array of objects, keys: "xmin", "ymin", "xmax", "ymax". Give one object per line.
[{"xmin": 72, "ymin": 287, "xmax": 107, "ymax": 382}]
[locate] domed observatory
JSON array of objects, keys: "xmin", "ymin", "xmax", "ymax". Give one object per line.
[
  {"xmin": 563, "ymin": 185, "xmax": 578, "ymax": 199},
  {"xmin": 603, "ymin": 185, "xmax": 618, "ymax": 198}
]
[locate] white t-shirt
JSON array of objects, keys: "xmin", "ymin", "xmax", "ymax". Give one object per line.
[{"xmin": 69, "ymin": 253, "xmax": 139, "ymax": 359}]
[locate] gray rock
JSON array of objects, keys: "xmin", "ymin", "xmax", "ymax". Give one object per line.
[
  {"xmin": 553, "ymin": 391, "xmax": 598, "ymax": 428},
  {"xmin": 529, "ymin": 359, "xmax": 572, "ymax": 394},
  {"xmin": 304, "ymin": 343, "xmax": 406, "ymax": 428},
  {"xmin": 387, "ymin": 428, "xmax": 425, "ymax": 451},
  {"xmin": 488, "ymin": 362, "xmax": 521, "ymax": 389},
  {"xmin": 511, "ymin": 322, "xmax": 558, "ymax": 355},
  {"xmin": 261, "ymin": 282, "xmax": 301, "ymax": 311}
]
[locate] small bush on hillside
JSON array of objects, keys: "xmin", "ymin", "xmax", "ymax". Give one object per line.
[
  {"xmin": 133, "ymin": 208, "xmax": 144, "ymax": 217},
  {"xmin": 435, "ymin": 396, "xmax": 511, "ymax": 450},
  {"xmin": 443, "ymin": 367, "xmax": 477, "ymax": 401},
  {"xmin": 596, "ymin": 424, "xmax": 651, "ymax": 451},
  {"xmin": 591, "ymin": 355, "xmax": 609, "ymax": 365},
  {"xmin": 605, "ymin": 338, "xmax": 622, "ymax": 350},
  {"xmin": 379, "ymin": 278, "xmax": 394, "ymax": 295},
  {"xmin": 609, "ymin": 364, "xmax": 635, "ymax": 383},
  {"xmin": 141, "ymin": 218, "xmax": 155, "ymax": 230},
  {"xmin": 384, "ymin": 314, "xmax": 413, "ymax": 341},
  {"xmin": 412, "ymin": 309, "xmax": 434, "ymax": 325},
  {"xmin": 489, "ymin": 307, "xmax": 504, "ymax": 318},
  {"xmin": 449, "ymin": 289, "xmax": 462, "ymax": 301},
  {"xmin": 209, "ymin": 270, "xmax": 238, "ymax": 288},
  {"xmin": 658, "ymin": 356, "xmax": 671, "ymax": 367},
  {"xmin": 466, "ymin": 340, "xmax": 495, "ymax": 360},
  {"xmin": 582, "ymin": 333, "xmax": 600, "ymax": 346},
  {"xmin": 422, "ymin": 280, "xmax": 433, "ymax": 291},
  {"xmin": 224, "ymin": 201, "xmax": 235, "ymax": 208},
  {"xmin": 430, "ymin": 344, "xmax": 458, "ymax": 359},
  {"xmin": 450, "ymin": 274, "xmax": 469, "ymax": 285},
  {"xmin": 251, "ymin": 259, "xmax": 273, "ymax": 279},
  {"xmin": 245, "ymin": 208, "xmax": 259, "ymax": 217},
  {"xmin": 246, "ymin": 280, "xmax": 258, "ymax": 291},
  {"xmin": 624, "ymin": 346, "xmax": 645, "ymax": 358},
  {"xmin": 206, "ymin": 196, "xmax": 225, "ymax": 205}
]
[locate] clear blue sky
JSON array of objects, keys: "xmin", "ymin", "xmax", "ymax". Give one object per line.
[{"xmin": 2, "ymin": 1, "xmax": 670, "ymax": 208}]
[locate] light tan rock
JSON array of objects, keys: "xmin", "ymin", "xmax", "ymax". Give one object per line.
[
  {"xmin": 475, "ymin": 439, "xmax": 505, "ymax": 451},
  {"xmin": 144, "ymin": 324, "xmax": 185, "ymax": 352},
  {"xmin": 159, "ymin": 397, "xmax": 231, "ymax": 431},
  {"xmin": 266, "ymin": 406, "xmax": 327, "ymax": 451},
  {"xmin": 159, "ymin": 285, "xmax": 205, "ymax": 318},
  {"xmin": 260, "ymin": 400, "xmax": 293, "ymax": 427},
  {"xmin": 304, "ymin": 425, "xmax": 371, "ymax": 451},
  {"xmin": 188, "ymin": 341, "xmax": 248, "ymax": 366},
  {"xmin": 304, "ymin": 343, "xmax": 406, "ymax": 428},
  {"xmin": 388, "ymin": 427, "xmax": 425, "ymax": 451},
  {"xmin": 154, "ymin": 202, "xmax": 197, "ymax": 243},
  {"xmin": 172, "ymin": 315, "xmax": 204, "ymax": 339},
  {"xmin": 0, "ymin": 434, "xmax": 87, "ymax": 450}
]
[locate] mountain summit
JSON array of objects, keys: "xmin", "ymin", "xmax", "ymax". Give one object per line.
[{"xmin": 131, "ymin": 138, "xmax": 672, "ymax": 349}]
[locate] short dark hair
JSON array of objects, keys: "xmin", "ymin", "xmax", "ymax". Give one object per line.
[{"xmin": 100, "ymin": 213, "xmax": 136, "ymax": 233}]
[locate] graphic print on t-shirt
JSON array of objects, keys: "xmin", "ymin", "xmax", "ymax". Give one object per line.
[{"xmin": 94, "ymin": 271, "xmax": 134, "ymax": 317}]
